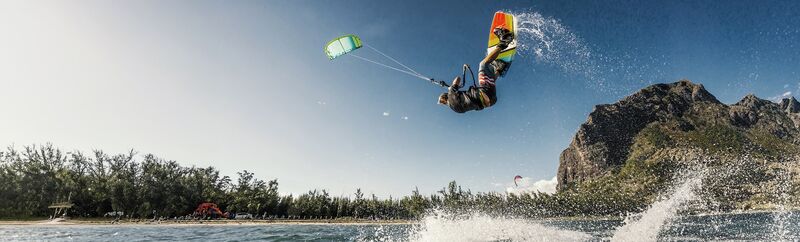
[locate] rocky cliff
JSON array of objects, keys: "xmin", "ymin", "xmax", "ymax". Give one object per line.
[{"xmin": 556, "ymin": 80, "xmax": 800, "ymax": 209}]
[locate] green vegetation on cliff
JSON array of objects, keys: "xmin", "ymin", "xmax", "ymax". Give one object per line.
[{"xmin": 558, "ymin": 80, "xmax": 800, "ymax": 213}]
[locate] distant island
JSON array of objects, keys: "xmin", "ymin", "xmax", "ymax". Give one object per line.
[{"xmin": 1, "ymin": 80, "xmax": 797, "ymax": 223}]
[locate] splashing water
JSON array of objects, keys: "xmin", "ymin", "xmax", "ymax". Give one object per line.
[
  {"xmin": 611, "ymin": 172, "xmax": 705, "ymax": 241},
  {"xmin": 510, "ymin": 11, "xmax": 596, "ymax": 83},
  {"xmin": 508, "ymin": 10, "xmax": 666, "ymax": 95},
  {"xmin": 354, "ymin": 155, "xmax": 799, "ymax": 241},
  {"xmin": 401, "ymin": 171, "xmax": 704, "ymax": 242},
  {"xmin": 408, "ymin": 211, "xmax": 591, "ymax": 242},
  {"xmin": 771, "ymin": 167, "xmax": 794, "ymax": 241}
]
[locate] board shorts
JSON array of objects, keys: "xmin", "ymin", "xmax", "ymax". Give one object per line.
[{"xmin": 477, "ymin": 60, "xmax": 500, "ymax": 107}]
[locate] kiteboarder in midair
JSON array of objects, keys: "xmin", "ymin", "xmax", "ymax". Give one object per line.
[{"xmin": 438, "ymin": 27, "xmax": 514, "ymax": 113}]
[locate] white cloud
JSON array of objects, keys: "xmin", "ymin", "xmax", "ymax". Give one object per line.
[
  {"xmin": 769, "ymin": 91, "xmax": 793, "ymax": 101},
  {"xmin": 382, "ymin": 112, "xmax": 390, "ymax": 116},
  {"xmin": 506, "ymin": 176, "xmax": 557, "ymax": 195},
  {"xmin": 401, "ymin": 116, "xmax": 408, "ymax": 120}
]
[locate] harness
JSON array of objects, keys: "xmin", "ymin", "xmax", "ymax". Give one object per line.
[
  {"xmin": 463, "ymin": 64, "xmax": 493, "ymax": 108},
  {"xmin": 437, "ymin": 64, "xmax": 493, "ymax": 109}
]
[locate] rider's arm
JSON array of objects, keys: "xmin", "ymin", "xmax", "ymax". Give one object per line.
[{"xmin": 451, "ymin": 76, "xmax": 462, "ymax": 90}]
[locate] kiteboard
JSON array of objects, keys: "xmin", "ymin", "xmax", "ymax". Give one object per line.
[{"xmin": 488, "ymin": 11, "xmax": 518, "ymax": 64}]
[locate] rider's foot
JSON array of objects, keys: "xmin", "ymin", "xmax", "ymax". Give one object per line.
[{"xmin": 493, "ymin": 27, "xmax": 514, "ymax": 49}]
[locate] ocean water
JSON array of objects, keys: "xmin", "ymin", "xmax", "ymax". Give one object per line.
[{"xmin": 0, "ymin": 212, "xmax": 797, "ymax": 241}]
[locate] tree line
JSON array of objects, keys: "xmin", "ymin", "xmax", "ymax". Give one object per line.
[{"xmin": 0, "ymin": 144, "xmax": 650, "ymax": 220}]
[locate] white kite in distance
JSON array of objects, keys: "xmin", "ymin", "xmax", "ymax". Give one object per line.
[{"xmin": 506, "ymin": 176, "xmax": 557, "ymax": 195}]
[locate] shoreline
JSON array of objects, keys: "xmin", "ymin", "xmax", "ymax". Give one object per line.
[
  {"xmin": 0, "ymin": 218, "xmax": 415, "ymax": 226},
  {"xmin": 1, "ymin": 209, "xmax": 794, "ymax": 226}
]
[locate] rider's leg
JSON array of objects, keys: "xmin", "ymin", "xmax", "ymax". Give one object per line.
[
  {"xmin": 482, "ymin": 26, "xmax": 513, "ymax": 66},
  {"xmin": 481, "ymin": 46, "xmax": 504, "ymax": 67},
  {"xmin": 492, "ymin": 59, "xmax": 509, "ymax": 76}
]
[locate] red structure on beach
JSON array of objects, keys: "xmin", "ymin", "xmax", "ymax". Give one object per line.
[{"xmin": 194, "ymin": 203, "xmax": 228, "ymax": 219}]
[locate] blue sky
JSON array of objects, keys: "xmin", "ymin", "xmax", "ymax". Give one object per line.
[{"xmin": 1, "ymin": 0, "xmax": 800, "ymax": 197}]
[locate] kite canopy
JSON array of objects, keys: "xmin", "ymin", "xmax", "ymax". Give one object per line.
[
  {"xmin": 514, "ymin": 175, "xmax": 523, "ymax": 187},
  {"xmin": 325, "ymin": 34, "xmax": 362, "ymax": 60},
  {"xmin": 324, "ymin": 34, "xmax": 445, "ymax": 88}
]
